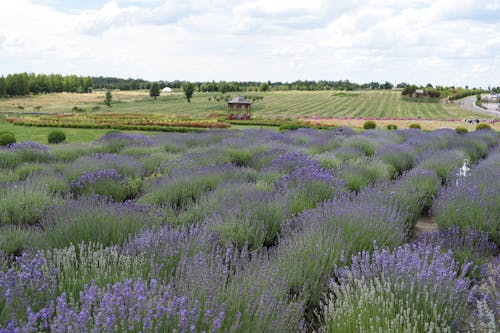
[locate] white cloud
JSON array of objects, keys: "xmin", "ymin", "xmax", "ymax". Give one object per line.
[{"xmin": 0, "ymin": 0, "xmax": 498, "ymax": 87}]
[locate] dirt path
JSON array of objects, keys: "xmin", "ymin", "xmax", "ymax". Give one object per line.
[{"xmin": 415, "ymin": 215, "xmax": 438, "ymax": 235}]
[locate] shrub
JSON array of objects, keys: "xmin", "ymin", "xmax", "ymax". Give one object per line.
[
  {"xmin": 0, "ymin": 182, "xmax": 57, "ymax": 226},
  {"xmin": 69, "ymin": 168, "xmax": 136, "ymax": 202},
  {"xmin": 476, "ymin": 123, "xmax": 491, "ymax": 130},
  {"xmin": 363, "ymin": 120, "xmax": 376, "ymax": 130},
  {"xmin": 38, "ymin": 197, "xmax": 161, "ymax": 249},
  {"xmin": 409, "ymin": 123, "xmax": 421, "ymax": 129},
  {"xmin": 0, "ymin": 142, "xmax": 50, "ymax": 169},
  {"xmin": 385, "ymin": 124, "xmax": 398, "ymax": 130},
  {"xmin": 0, "ymin": 132, "xmax": 16, "ymax": 146},
  {"xmin": 322, "ymin": 242, "xmax": 477, "ymax": 332},
  {"xmin": 434, "ymin": 167, "xmax": 500, "ymax": 244},
  {"xmin": 14, "ymin": 162, "xmax": 48, "ymax": 181},
  {"xmin": 279, "ymin": 123, "xmax": 300, "ymax": 132},
  {"xmin": 455, "ymin": 127, "xmax": 468, "ymax": 134},
  {"xmin": 0, "ymin": 226, "xmax": 32, "ymax": 256},
  {"xmin": 71, "ymin": 106, "xmax": 85, "ymax": 113},
  {"xmin": 275, "ymin": 193, "xmax": 406, "ymax": 309},
  {"xmin": 419, "ymin": 149, "xmax": 465, "ymax": 181},
  {"xmin": 47, "ymin": 130, "xmax": 66, "ymax": 144},
  {"xmin": 375, "ymin": 144, "xmax": 415, "ymax": 175},
  {"xmin": 347, "ymin": 138, "xmax": 377, "ymax": 157},
  {"xmin": 339, "ymin": 158, "xmax": 394, "ymax": 192},
  {"xmin": 209, "ymin": 185, "xmax": 287, "ymax": 249}
]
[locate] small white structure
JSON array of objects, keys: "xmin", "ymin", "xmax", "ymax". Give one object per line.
[
  {"xmin": 162, "ymin": 87, "xmax": 173, "ymax": 93},
  {"xmin": 456, "ymin": 159, "xmax": 470, "ymax": 186}
]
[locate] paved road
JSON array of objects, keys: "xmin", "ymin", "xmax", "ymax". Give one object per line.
[{"xmin": 458, "ymin": 95, "xmax": 500, "ymax": 117}]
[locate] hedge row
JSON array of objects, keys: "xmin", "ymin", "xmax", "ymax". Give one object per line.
[{"xmin": 12, "ymin": 122, "xmax": 207, "ymax": 133}]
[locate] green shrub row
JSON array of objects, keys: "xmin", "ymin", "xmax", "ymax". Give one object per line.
[{"xmin": 12, "ymin": 122, "xmax": 206, "ymax": 133}]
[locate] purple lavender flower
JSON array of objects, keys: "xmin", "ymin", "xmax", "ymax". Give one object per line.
[
  {"xmin": 5, "ymin": 141, "xmax": 49, "ymax": 151},
  {"xmin": 70, "ymin": 168, "xmax": 122, "ymax": 190}
]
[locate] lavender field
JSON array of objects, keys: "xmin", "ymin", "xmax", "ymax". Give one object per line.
[{"xmin": 0, "ymin": 127, "xmax": 498, "ymax": 332}]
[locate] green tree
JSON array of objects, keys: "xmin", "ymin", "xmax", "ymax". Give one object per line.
[
  {"xmin": 150, "ymin": 82, "xmax": 160, "ymax": 99},
  {"xmin": 105, "ymin": 91, "xmax": 112, "ymax": 106},
  {"xmin": 0, "ymin": 76, "xmax": 6, "ymax": 97},
  {"xmin": 260, "ymin": 82, "xmax": 270, "ymax": 91},
  {"xmin": 183, "ymin": 82, "xmax": 195, "ymax": 103}
]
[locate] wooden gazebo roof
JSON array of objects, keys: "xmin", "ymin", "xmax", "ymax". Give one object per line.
[
  {"xmin": 228, "ymin": 96, "xmax": 251, "ymax": 105},
  {"xmin": 227, "ymin": 96, "xmax": 252, "ymax": 120}
]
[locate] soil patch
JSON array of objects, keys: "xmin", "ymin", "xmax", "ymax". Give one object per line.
[{"xmin": 415, "ymin": 215, "xmax": 438, "ymax": 235}]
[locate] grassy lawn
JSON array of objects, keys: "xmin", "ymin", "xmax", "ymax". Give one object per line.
[
  {"xmin": 0, "ymin": 90, "xmax": 490, "ymax": 119},
  {"xmin": 0, "ymin": 121, "xmax": 153, "ymax": 143},
  {"xmin": 1, "ymin": 90, "xmax": 497, "ymax": 143}
]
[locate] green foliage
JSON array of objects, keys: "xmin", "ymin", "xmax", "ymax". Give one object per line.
[
  {"xmin": 341, "ymin": 159, "xmax": 394, "ymax": 192},
  {"xmin": 183, "ymin": 82, "xmax": 195, "ymax": 103},
  {"xmin": 348, "ymin": 138, "xmax": 377, "ymax": 157},
  {"xmin": 409, "ymin": 123, "xmax": 421, "ymax": 129},
  {"xmin": 260, "ymin": 82, "xmax": 270, "ymax": 91},
  {"xmin": 14, "ymin": 162, "xmax": 48, "ymax": 181},
  {"xmin": 279, "ymin": 123, "xmax": 300, "ymax": 132},
  {"xmin": 104, "ymin": 90, "xmax": 112, "ymax": 106},
  {"xmin": 212, "ymin": 187, "xmax": 286, "ymax": 250},
  {"xmin": 72, "ymin": 106, "xmax": 85, "ymax": 113},
  {"xmin": 420, "ymin": 151, "xmax": 465, "ymax": 181},
  {"xmin": 224, "ymin": 148, "xmax": 253, "ymax": 167},
  {"xmin": 149, "ymin": 82, "xmax": 160, "ymax": 99},
  {"xmin": 44, "ymin": 243, "xmax": 150, "ymax": 301},
  {"xmin": 476, "ymin": 123, "xmax": 491, "ymax": 130},
  {"xmin": 385, "ymin": 124, "xmax": 398, "ymax": 130},
  {"xmin": 0, "ymin": 226, "xmax": 32, "ymax": 256},
  {"xmin": 37, "ymin": 198, "xmax": 160, "ymax": 250},
  {"xmin": 13, "ymin": 121, "xmax": 207, "ymax": 133},
  {"xmin": 0, "ymin": 183, "xmax": 57, "ymax": 226},
  {"xmin": 71, "ymin": 176, "xmax": 142, "ymax": 202},
  {"xmin": 138, "ymin": 174, "xmax": 225, "ymax": 210},
  {"xmin": 47, "ymin": 130, "xmax": 66, "ymax": 144},
  {"xmin": 363, "ymin": 120, "xmax": 376, "ymax": 130},
  {"xmin": 322, "ymin": 272, "xmax": 465, "ymax": 333},
  {"xmin": 455, "ymin": 127, "xmax": 468, "ymax": 134},
  {"xmin": 0, "ymin": 132, "xmax": 16, "ymax": 146},
  {"xmin": 286, "ymin": 180, "xmax": 340, "ymax": 215}
]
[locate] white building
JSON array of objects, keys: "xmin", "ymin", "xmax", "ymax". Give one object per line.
[{"xmin": 162, "ymin": 87, "xmax": 173, "ymax": 93}]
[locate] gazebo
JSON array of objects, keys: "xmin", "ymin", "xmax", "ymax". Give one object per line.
[{"xmin": 227, "ymin": 96, "xmax": 251, "ymax": 120}]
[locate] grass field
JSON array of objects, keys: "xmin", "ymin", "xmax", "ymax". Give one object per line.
[
  {"xmin": 0, "ymin": 90, "xmax": 491, "ymax": 119},
  {"xmin": 1, "ymin": 90, "xmax": 498, "ymax": 137},
  {"xmin": 0, "ymin": 121, "xmax": 149, "ymax": 143}
]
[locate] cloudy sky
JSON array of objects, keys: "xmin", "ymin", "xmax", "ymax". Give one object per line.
[{"xmin": 0, "ymin": 0, "xmax": 499, "ymax": 87}]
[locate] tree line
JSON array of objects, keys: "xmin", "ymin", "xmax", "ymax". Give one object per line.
[
  {"xmin": 1, "ymin": 73, "xmax": 494, "ymax": 99},
  {"xmin": 0, "ymin": 73, "xmax": 93, "ymax": 97},
  {"xmin": 400, "ymin": 83, "xmax": 487, "ymax": 100}
]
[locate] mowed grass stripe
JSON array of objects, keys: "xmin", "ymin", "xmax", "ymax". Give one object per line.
[{"xmin": 1, "ymin": 90, "xmax": 488, "ymax": 120}]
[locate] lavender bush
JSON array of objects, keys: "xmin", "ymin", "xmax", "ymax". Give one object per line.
[
  {"xmin": 275, "ymin": 164, "xmax": 347, "ymax": 214},
  {"xmin": 417, "ymin": 227, "xmax": 497, "ymax": 272},
  {"xmin": 95, "ymin": 132, "xmax": 153, "ymax": 153},
  {"xmin": 274, "ymin": 193, "xmax": 406, "ymax": 308},
  {"xmin": 375, "ymin": 143, "xmax": 415, "ymax": 175},
  {"xmin": 0, "ymin": 141, "xmax": 50, "ymax": 169},
  {"xmin": 0, "ymin": 127, "xmax": 497, "ymax": 332},
  {"xmin": 0, "ymin": 181, "xmax": 58, "ymax": 227},
  {"xmin": 208, "ymin": 184, "xmax": 288, "ymax": 249},
  {"xmin": 0, "ymin": 251, "xmax": 57, "ymax": 328},
  {"xmin": 338, "ymin": 157, "xmax": 394, "ymax": 192},
  {"xmin": 434, "ymin": 165, "xmax": 500, "ymax": 244},
  {"xmin": 37, "ymin": 197, "xmax": 162, "ymax": 249},
  {"xmin": 12, "ymin": 278, "xmax": 227, "ymax": 333},
  {"xmin": 67, "ymin": 153, "xmax": 145, "ymax": 181},
  {"xmin": 322, "ymin": 242, "xmax": 479, "ymax": 332}
]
